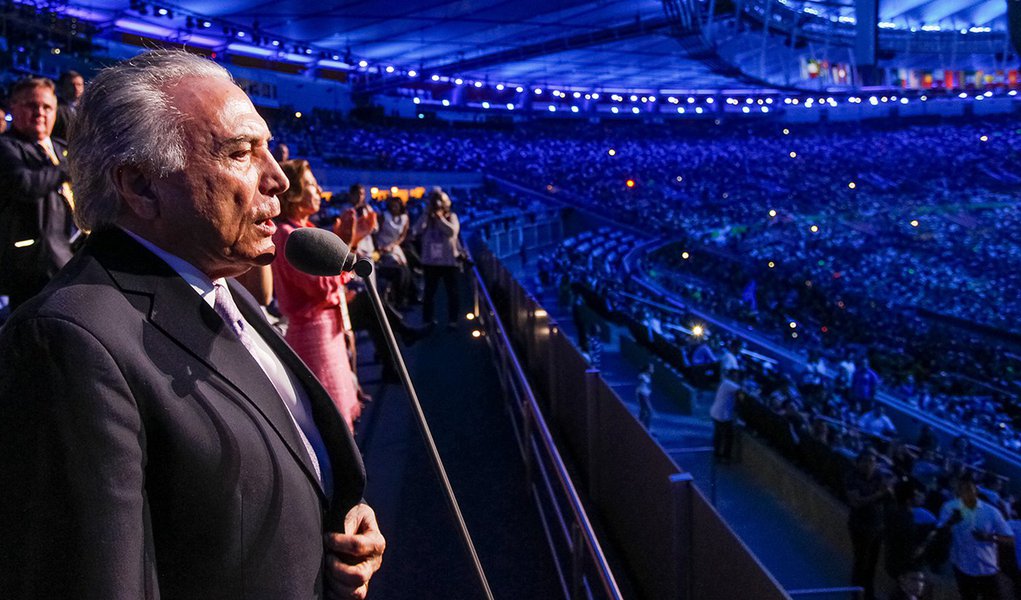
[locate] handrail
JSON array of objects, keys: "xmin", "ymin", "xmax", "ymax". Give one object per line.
[{"xmin": 466, "ymin": 248, "xmax": 624, "ymax": 600}]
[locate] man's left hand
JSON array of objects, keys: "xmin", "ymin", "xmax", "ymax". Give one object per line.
[{"xmin": 325, "ymin": 503, "xmax": 386, "ymax": 600}]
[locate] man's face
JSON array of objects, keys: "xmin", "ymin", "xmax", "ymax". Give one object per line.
[
  {"xmin": 11, "ymin": 86, "xmax": 57, "ymax": 141},
  {"xmin": 350, "ymin": 187, "xmax": 366, "ymax": 207},
  {"xmin": 151, "ymin": 76, "xmax": 287, "ymax": 279},
  {"xmin": 70, "ymin": 76, "xmax": 85, "ymax": 101}
]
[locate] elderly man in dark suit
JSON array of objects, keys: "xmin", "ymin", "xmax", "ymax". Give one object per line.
[
  {"xmin": 0, "ymin": 76, "xmax": 75, "ymax": 309},
  {"xmin": 0, "ymin": 50, "xmax": 384, "ymax": 599}
]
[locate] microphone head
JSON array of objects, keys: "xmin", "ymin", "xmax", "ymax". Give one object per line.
[
  {"xmin": 284, "ymin": 227, "xmax": 357, "ymax": 276},
  {"xmin": 353, "ymin": 259, "xmax": 374, "ymax": 278}
]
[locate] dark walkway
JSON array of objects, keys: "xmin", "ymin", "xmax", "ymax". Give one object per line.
[{"xmin": 351, "ymin": 276, "xmax": 560, "ymax": 600}]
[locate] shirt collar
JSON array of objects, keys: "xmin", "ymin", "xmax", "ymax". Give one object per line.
[{"xmin": 119, "ymin": 227, "xmax": 222, "ymax": 308}]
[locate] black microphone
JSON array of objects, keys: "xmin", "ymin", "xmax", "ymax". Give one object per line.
[{"xmin": 284, "ymin": 227, "xmax": 356, "ymax": 275}]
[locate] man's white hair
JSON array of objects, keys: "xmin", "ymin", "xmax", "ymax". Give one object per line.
[{"xmin": 68, "ymin": 49, "xmax": 234, "ymax": 232}]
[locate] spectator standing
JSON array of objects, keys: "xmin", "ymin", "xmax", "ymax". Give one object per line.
[
  {"xmin": 846, "ymin": 449, "xmax": 893, "ymax": 600},
  {"xmin": 51, "ymin": 70, "xmax": 84, "ymax": 141},
  {"xmin": 710, "ymin": 371, "xmax": 742, "ymax": 461},
  {"xmin": 852, "ymin": 357, "xmax": 881, "ymax": 410},
  {"xmin": 414, "ymin": 188, "xmax": 462, "ymax": 329},
  {"xmin": 0, "ymin": 77, "xmax": 75, "ymax": 309},
  {"xmin": 636, "ymin": 363, "xmax": 654, "ymax": 430},
  {"xmin": 938, "ymin": 477, "xmax": 1013, "ymax": 600}
]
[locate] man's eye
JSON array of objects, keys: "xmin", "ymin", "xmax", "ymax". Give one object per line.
[{"xmin": 231, "ymin": 149, "xmax": 252, "ymax": 160}]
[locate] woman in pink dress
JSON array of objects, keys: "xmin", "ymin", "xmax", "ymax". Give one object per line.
[{"xmin": 271, "ymin": 159, "xmax": 360, "ymax": 430}]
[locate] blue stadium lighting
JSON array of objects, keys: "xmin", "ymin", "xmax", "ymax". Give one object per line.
[
  {"xmin": 412, "ymin": 97, "xmax": 421, "ymax": 104},
  {"xmin": 631, "ymin": 107, "xmax": 640, "ymax": 114},
  {"xmin": 573, "ymin": 92, "xmax": 581, "ymax": 99},
  {"xmin": 869, "ymin": 97, "xmax": 878, "ymax": 105},
  {"xmin": 571, "ymin": 106, "xmax": 579, "ymax": 113},
  {"xmin": 473, "ymin": 81, "xmax": 482, "ymax": 88},
  {"xmin": 385, "ymin": 66, "xmax": 395, "ymax": 73},
  {"xmin": 548, "ymin": 105, "xmax": 556, "ymax": 112},
  {"xmin": 761, "ymin": 106, "xmax": 770, "ymax": 113},
  {"xmin": 1010, "ymin": 91, "xmax": 1018, "ymax": 96},
  {"xmin": 482, "ymin": 101, "xmax": 490, "ymax": 109},
  {"xmin": 742, "ymin": 106, "xmax": 750, "ymax": 113},
  {"xmin": 695, "ymin": 107, "xmax": 704, "ymax": 114},
  {"xmin": 746, "ymin": 98, "xmax": 753, "ymax": 104},
  {"xmin": 506, "ymin": 103, "xmax": 514, "ymax": 110},
  {"xmin": 516, "ymin": 86, "xmax": 524, "ymax": 93},
  {"xmin": 157, "ymin": 7, "xmax": 168, "ymax": 16},
  {"xmin": 534, "ymin": 88, "xmax": 542, "ymax": 94},
  {"xmin": 677, "ymin": 107, "xmax": 685, "ymax": 114},
  {"xmin": 408, "ymin": 70, "xmax": 417, "ymax": 77},
  {"xmin": 454, "ymin": 78, "xmax": 463, "ymax": 85},
  {"xmin": 984, "ymin": 91, "xmax": 993, "ymax": 97},
  {"xmin": 611, "ymin": 106, "xmax": 619, "ymax": 114},
  {"xmin": 271, "ymin": 40, "xmax": 280, "ymax": 47},
  {"xmin": 920, "ymin": 95, "xmax": 928, "ymax": 101},
  {"xmin": 441, "ymin": 99, "xmax": 450, "ymax": 106},
  {"xmin": 900, "ymin": 98, "xmax": 909, "ymax": 104},
  {"xmin": 959, "ymin": 92, "xmax": 968, "ymax": 99},
  {"xmin": 237, "ymin": 31, "xmax": 245, "ymax": 38},
  {"xmin": 201, "ymin": 20, "xmax": 212, "ymax": 28},
  {"xmin": 358, "ymin": 60, "xmax": 368, "ymax": 68},
  {"xmin": 431, "ymin": 74, "xmax": 440, "ymax": 81},
  {"xmin": 496, "ymin": 84, "xmax": 504, "ymax": 91},
  {"xmin": 792, "ymin": 98, "xmax": 799, "ymax": 105},
  {"xmin": 630, "ymin": 95, "xmax": 638, "ymax": 102},
  {"xmin": 640, "ymin": 96, "xmax": 647, "ymax": 103},
  {"xmin": 585, "ymin": 94, "xmax": 592, "ymax": 100},
  {"xmin": 304, "ymin": 48, "xmax": 313, "ymax": 55},
  {"xmin": 705, "ymin": 97, "xmax": 713, "ymax": 104},
  {"xmin": 688, "ymin": 97, "xmax": 695, "ymax": 104},
  {"xmin": 782, "ymin": 129, "xmax": 789, "ymax": 135},
  {"xmin": 591, "ymin": 93, "xmax": 599, "ymax": 100},
  {"xmin": 649, "ymin": 96, "xmax": 656, "ymax": 102}
]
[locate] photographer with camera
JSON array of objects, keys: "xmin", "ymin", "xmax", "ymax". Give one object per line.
[{"xmin": 413, "ymin": 188, "xmax": 462, "ymax": 330}]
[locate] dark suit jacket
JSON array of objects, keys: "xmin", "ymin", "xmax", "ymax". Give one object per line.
[
  {"xmin": 0, "ymin": 131, "xmax": 73, "ymax": 298},
  {"xmin": 0, "ymin": 228, "xmax": 366, "ymax": 599}
]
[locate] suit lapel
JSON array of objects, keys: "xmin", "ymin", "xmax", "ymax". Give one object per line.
[
  {"xmin": 90, "ymin": 230, "xmax": 327, "ymax": 501},
  {"xmin": 228, "ymin": 279, "xmax": 366, "ymax": 516}
]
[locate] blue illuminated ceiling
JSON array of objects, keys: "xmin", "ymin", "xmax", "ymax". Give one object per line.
[{"xmin": 55, "ymin": 0, "xmax": 1012, "ymax": 90}]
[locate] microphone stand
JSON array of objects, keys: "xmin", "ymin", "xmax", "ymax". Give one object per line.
[{"xmin": 353, "ymin": 259, "xmax": 495, "ymax": 600}]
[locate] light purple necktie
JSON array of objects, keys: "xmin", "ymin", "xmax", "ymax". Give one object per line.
[{"xmin": 213, "ymin": 282, "xmax": 254, "ymax": 352}]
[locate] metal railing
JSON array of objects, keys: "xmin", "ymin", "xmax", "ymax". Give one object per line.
[{"xmin": 466, "ymin": 250, "xmax": 624, "ymax": 600}]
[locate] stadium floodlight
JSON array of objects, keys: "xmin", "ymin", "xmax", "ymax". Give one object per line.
[
  {"xmin": 431, "ymin": 74, "xmax": 440, "ymax": 81},
  {"xmin": 611, "ymin": 106, "xmax": 619, "ymax": 114},
  {"xmin": 695, "ymin": 107, "xmax": 704, "ymax": 114},
  {"xmin": 548, "ymin": 105, "xmax": 556, "ymax": 112},
  {"xmin": 705, "ymin": 97, "xmax": 714, "ymax": 104},
  {"xmin": 474, "ymin": 81, "xmax": 482, "ymax": 88},
  {"xmin": 573, "ymin": 92, "xmax": 581, "ymax": 98},
  {"xmin": 358, "ymin": 60, "xmax": 368, "ymax": 68},
  {"xmin": 534, "ymin": 88, "xmax": 542, "ymax": 94},
  {"xmin": 482, "ymin": 102, "xmax": 490, "ymax": 109},
  {"xmin": 408, "ymin": 70, "xmax": 417, "ymax": 77},
  {"xmin": 496, "ymin": 84, "xmax": 504, "ymax": 91},
  {"xmin": 385, "ymin": 66, "xmax": 395, "ymax": 73},
  {"xmin": 677, "ymin": 107, "xmax": 685, "ymax": 114},
  {"xmin": 441, "ymin": 99, "xmax": 450, "ymax": 106},
  {"xmin": 454, "ymin": 78, "xmax": 463, "ymax": 85},
  {"xmin": 507, "ymin": 103, "xmax": 514, "ymax": 110},
  {"xmin": 412, "ymin": 97, "xmax": 421, "ymax": 105},
  {"xmin": 631, "ymin": 107, "xmax": 640, "ymax": 114}
]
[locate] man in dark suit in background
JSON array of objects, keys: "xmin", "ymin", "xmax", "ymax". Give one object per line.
[
  {"xmin": 51, "ymin": 69, "xmax": 84, "ymax": 141},
  {"xmin": 0, "ymin": 76, "xmax": 74, "ymax": 309},
  {"xmin": 0, "ymin": 50, "xmax": 384, "ymax": 599}
]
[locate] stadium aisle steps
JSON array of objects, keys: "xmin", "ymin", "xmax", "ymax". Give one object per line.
[{"xmin": 353, "ymin": 286, "xmax": 560, "ymax": 599}]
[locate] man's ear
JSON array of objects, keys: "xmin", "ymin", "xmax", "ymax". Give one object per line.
[{"xmin": 112, "ymin": 165, "xmax": 160, "ymax": 220}]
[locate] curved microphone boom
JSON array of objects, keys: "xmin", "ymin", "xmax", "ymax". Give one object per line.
[{"xmin": 284, "ymin": 227, "xmax": 357, "ymax": 276}]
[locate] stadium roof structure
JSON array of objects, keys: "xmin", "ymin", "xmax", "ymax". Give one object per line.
[{"xmin": 44, "ymin": 0, "xmax": 1018, "ymax": 92}]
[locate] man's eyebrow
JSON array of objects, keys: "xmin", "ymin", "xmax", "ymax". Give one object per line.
[{"xmin": 217, "ymin": 134, "xmax": 267, "ymax": 151}]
